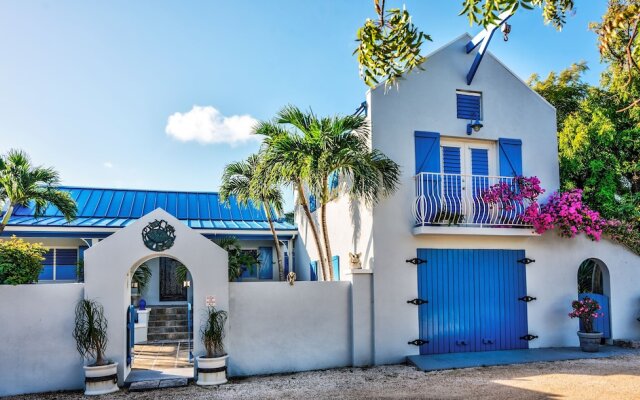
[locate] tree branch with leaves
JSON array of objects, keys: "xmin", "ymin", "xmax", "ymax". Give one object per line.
[{"xmin": 355, "ymin": 0, "xmax": 431, "ymax": 90}]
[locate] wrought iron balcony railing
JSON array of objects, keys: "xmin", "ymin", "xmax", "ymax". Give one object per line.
[{"xmin": 412, "ymin": 172, "xmax": 532, "ymax": 228}]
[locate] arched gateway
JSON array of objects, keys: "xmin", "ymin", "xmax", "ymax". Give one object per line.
[{"xmin": 84, "ymin": 208, "xmax": 228, "ymax": 384}]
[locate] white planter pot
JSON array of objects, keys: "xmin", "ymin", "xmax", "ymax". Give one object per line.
[
  {"xmin": 83, "ymin": 362, "xmax": 119, "ymax": 396},
  {"xmin": 196, "ymin": 355, "xmax": 228, "ymax": 386}
]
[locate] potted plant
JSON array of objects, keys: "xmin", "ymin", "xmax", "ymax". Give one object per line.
[
  {"xmin": 196, "ymin": 306, "xmax": 228, "ymax": 386},
  {"xmin": 72, "ymin": 299, "xmax": 118, "ymax": 395},
  {"xmin": 569, "ymin": 296, "xmax": 604, "ymax": 352}
]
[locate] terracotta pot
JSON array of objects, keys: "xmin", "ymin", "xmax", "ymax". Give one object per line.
[
  {"xmin": 196, "ymin": 355, "xmax": 228, "ymax": 385},
  {"xmin": 83, "ymin": 362, "xmax": 119, "ymax": 396},
  {"xmin": 577, "ymin": 331, "xmax": 603, "ymax": 352}
]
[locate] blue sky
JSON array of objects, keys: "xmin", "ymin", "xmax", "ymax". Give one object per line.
[{"xmin": 0, "ymin": 1, "xmax": 607, "ymax": 210}]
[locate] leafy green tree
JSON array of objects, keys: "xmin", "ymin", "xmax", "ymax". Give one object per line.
[
  {"xmin": 0, "ymin": 149, "xmax": 77, "ymax": 234},
  {"xmin": 461, "ymin": 0, "xmax": 575, "ymax": 29},
  {"xmin": 258, "ymin": 106, "xmax": 400, "ymax": 281},
  {"xmin": 0, "ymin": 236, "xmax": 48, "ymax": 285},
  {"xmin": 529, "ymin": 63, "xmax": 640, "ymax": 253},
  {"xmin": 256, "ymin": 116, "xmax": 331, "ymax": 280},
  {"xmin": 590, "ymin": 0, "xmax": 640, "ymax": 116},
  {"xmin": 355, "ymin": 0, "xmax": 431, "ymax": 89},
  {"xmin": 527, "ymin": 62, "xmax": 590, "ymax": 129},
  {"xmin": 220, "ymin": 154, "xmax": 285, "ymax": 281}
]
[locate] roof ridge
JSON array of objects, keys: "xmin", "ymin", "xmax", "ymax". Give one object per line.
[{"xmin": 57, "ymin": 185, "xmax": 223, "ymax": 196}]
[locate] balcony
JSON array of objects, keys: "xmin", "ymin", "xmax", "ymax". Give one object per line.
[{"xmin": 411, "ymin": 172, "xmax": 537, "ymax": 236}]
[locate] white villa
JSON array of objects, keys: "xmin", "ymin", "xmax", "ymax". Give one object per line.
[{"xmin": 1, "ymin": 34, "xmax": 639, "ymax": 396}]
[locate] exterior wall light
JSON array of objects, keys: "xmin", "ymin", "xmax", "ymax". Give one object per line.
[
  {"xmin": 131, "ymin": 281, "xmax": 139, "ymax": 289},
  {"xmin": 183, "ymin": 280, "xmax": 191, "ymax": 288},
  {"xmin": 467, "ymin": 119, "xmax": 483, "ymax": 135}
]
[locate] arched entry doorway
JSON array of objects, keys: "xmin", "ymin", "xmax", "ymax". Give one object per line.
[
  {"xmin": 577, "ymin": 258, "xmax": 611, "ymax": 341},
  {"xmin": 84, "ymin": 208, "xmax": 228, "ymax": 384},
  {"xmin": 128, "ymin": 257, "xmax": 194, "ymax": 380}
]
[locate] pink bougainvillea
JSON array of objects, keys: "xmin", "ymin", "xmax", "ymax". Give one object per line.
[
  {"xmin": 481, "ymin": 176, "xmax": 544, "ymax": 211},
  {"xmin": 481, "ymin": 177, "xmax": 606, "ymax": 241},
  {"xmin": 520, "ymin": 189, "xmax": 606, "ymax": 241}
]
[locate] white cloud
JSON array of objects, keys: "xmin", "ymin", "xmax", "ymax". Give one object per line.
[
  {"xmin": 165, "ymin": 105, "xmax": 259, "ymax": 146},
  {"xmin": 103, "ymin": 161, "xmax": 114, "ymax": 168}
]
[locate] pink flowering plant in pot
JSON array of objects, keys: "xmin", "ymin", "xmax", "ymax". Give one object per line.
[{"xmin": 569, "ymin": 296, "xmax": 604, "ymax": 352}]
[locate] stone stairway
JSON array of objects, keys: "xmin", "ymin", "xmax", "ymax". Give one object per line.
[{"xmin": 147, "ymin": 306, "xmax": 191, "ymax": 342}]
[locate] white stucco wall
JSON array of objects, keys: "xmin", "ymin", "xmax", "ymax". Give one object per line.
[
  {"xmin": 84, "ymin": 208, "xmax": 229, "ymax": 384},
  {"xmin": 228, "ymin": 281, "xmax": 352, "ymax": 376},
  {"xmin": 0, "ymin": 283, "xmax": 85, "ymax": 396}
]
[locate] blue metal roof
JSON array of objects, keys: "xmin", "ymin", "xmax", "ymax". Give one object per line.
[{"xmin": 5, "ymin": 187, "xmax": 296, "ymax": 231}]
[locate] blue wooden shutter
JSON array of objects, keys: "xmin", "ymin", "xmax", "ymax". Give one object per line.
[
  {"xmin": 309, "ymin": 261, "xmax": 318, "ymax": 281},
  {"xmin": 309, "ymin": 194, "xmax": 317, "ymax": 213},
  {"xmin": 457, "ymin": 93, "xmax": 481, "ymax": 120},
  {"xmin": 329, "ymin": 172, "xmax": 339, "ymax": 192},
  {"xmin": 332, "ymin": 255, "xmax": 340, "ymax": 281},
  {"xmin": 498, "ymin": 138, "xmax": 523, "ymax": 177},
  {"xmin": 258, "ymin": 247, "xmax": 273, "ymax": 280},
  {"xmin": 415, "ymin": 132, "xmax": 441, "ymax": 225},
  {"xmin": 414, "ymin": 131, "xmax": 440, "ymax": 174}
]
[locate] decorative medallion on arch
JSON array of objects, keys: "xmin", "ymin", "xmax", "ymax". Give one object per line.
[{"xmin": 142, "ymin": 219, "xmax": 176, "ymax": 251}]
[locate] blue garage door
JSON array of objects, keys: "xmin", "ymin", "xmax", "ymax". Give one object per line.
[{"xmin": 417, "ymin": 249, "xmax": 529, "ymax": 355}]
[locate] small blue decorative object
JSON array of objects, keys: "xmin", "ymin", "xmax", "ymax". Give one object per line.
[{"xmin": 139, "ymin": 299, "xmax": 146, "ymax": 310}]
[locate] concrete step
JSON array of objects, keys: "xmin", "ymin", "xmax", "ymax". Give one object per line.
[
  {"xmin": 148, "ymin": 320, "xmax": 189, "ymax": 328},
  {"xmin": 147, "ymin": 332, "xmax": 190, "ymax": 341},
  {"xmin": 149, "ymin": 307, "xmax": 188, "ymax": 316},
  {"xmin": 147, "ymin": 326, "xmax": 189, "ymax": 334},
  {"xmin": 148, "ymin": 313, "xmax": 190, "ymax": 322}
]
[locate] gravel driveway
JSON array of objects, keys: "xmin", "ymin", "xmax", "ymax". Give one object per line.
[{"xmin": 7, "ymin": 353, "xmax": 640, "ymax": 400}]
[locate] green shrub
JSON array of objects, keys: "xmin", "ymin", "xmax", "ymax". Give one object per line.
[{"xmin": 0, "ymin": 236, "xmax": 47, "ymax": 285}]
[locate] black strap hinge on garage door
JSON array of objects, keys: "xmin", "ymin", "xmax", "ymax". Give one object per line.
[
  {"xmin": 407, "ymin": 298, "xmax": 429, "ymax": 305},
  {"xmin": 520, "ymin": 334, "xmax": 539, "ymax": 341},
  {"xmin": 518, "ymin": 295, "xmax": 537, "ymax": 302},
  {"xmin": 406, "ymin": 258, "xmax": 427, "ymax": 265},
  {"xmin": 408, "ymin": 339, "xmax": 429, "ymax": 346},
  {"xmin": 517, "ymin": 257, "xmax": 536, "ymax": 265}
]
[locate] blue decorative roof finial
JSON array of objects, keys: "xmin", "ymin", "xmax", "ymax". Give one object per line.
[{"xmin": 465, "ymin": 8, "xmax": 515, "ymax": 85}]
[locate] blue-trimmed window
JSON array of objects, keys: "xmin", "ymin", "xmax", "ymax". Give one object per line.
[
  {"xmin": 456, "ymin": 90, "xmax": 482, "ymax": 120},
  {"xmin": 38, "ymin": 248, "xmax": 79, "ymax": 282}
]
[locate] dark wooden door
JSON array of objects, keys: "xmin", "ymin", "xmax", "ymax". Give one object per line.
[{"xmin": 159, "ymin": 258, "xmax": 186, "ymax": 301}]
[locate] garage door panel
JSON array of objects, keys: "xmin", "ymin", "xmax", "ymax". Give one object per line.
[{"xmin": 418, "ymin": 248, "xmax": 528, "ymax": 355}]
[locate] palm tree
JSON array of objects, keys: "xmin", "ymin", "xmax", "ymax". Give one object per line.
[
  {"xmin": 0, "ymin": 149, "xmax": 77, "ymax": 234},
  {"xmin": 258, "ymin": 106, "xmax": 401, "ymax": 281},
  {"xmin": 220, "ymin": 154, "xmax": 285, "ymax": 281},
  {"xmin": 255, "ymin": 119, "xmax": 331, "ymax": 281}
]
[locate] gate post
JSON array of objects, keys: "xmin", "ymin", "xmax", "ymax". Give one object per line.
[{"xmin": 349, "ymin": 269, "xmax": 374, "ymax": 366}]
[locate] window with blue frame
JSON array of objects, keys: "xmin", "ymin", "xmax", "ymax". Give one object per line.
[
  {"xmin": 39, "ymin": 248, "xmax": 79, "ymax": 282},
  {"xmin": 239, "ymin": 247, "xmax": 274, "ymax": 280},
  {"xmin": 456, "ymin": 90, "xmax": 482, "ymax": 120}
]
